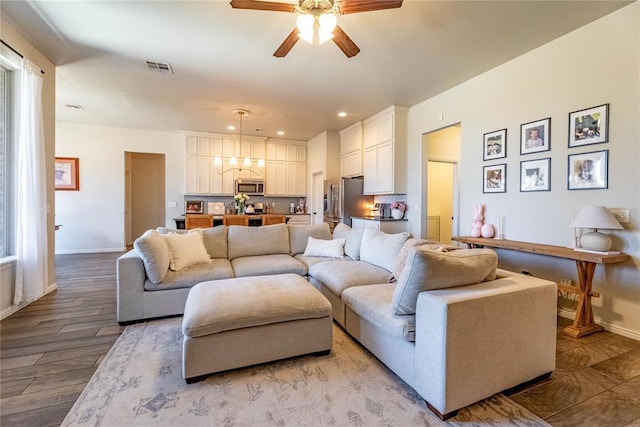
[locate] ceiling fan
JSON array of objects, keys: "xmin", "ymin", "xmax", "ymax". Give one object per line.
[{"xmin": 229, "ymin": 0, "xmax": 403, "ymax": 58}]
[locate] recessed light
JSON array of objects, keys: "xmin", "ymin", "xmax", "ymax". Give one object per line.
[
  {"xmin": 277, "ymin": 131, "xmax": 285, "ymax": 136},
  {"xmin": 227, "ymin": 125, "xmax": 235, "ymax": 131},
  {"xmin": 338, "ymin": 111, "xmax": 347, "ymax": 117}
]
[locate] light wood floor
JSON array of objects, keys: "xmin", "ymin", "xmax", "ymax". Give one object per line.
[{"xmin": 1, "ymin": 252, "xmax": 639, "ymax": 426}]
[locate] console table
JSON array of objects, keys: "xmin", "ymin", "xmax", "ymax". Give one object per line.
[{"xmin": 452, "ymin": 236, "xmax": 629, "ymax": 338}]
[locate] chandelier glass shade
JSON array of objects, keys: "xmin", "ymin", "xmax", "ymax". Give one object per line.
[
  {"xmin": 296, "ymin": 11, "xmax": 337, "ymax": 44},
  {"xmin": 215, "ymin": 110, "xmax": 264, "ymax": 176}
]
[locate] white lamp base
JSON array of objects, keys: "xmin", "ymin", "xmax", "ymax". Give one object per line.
[{"xmin": 579, "ymin": 231, "xmax": 612, "ymax": 252}]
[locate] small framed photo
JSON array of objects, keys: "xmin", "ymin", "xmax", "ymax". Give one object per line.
[
  {"xmin": 520, "ymin": 158, "xmax": 551, "ymax": 192},
  {"xmin": 520, "ymin": 118, "xmax": 551, "ymax": 155},
  {"xmin": 185, "ymin": 200, "xmax": 204, "ymax": 214},
  {"xmin": 54, "ymin": 157, "xmax": 80, "ymax": 191},
  {"xmin": 483, "ymin": 129, "xmax": 507, "ymax": 161},
  {"xmin": 568, "ymin": 103, "xmax": 609, "ymax": 147},
  {"xmin": 483, "ymin": 163, "xmax": 507, "ymax": 193},
  {"xmin": 568, "ymin": 150, "xmax": 608, "ymax": 190}
]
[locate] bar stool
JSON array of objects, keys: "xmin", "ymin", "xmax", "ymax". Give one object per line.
[
  {"xmin": 223, "ymin": 215, "xmax": 249, "ymax": 226},
  {"xmin": 185, "ymin": 214, "xmax": 214, "ymax": 230}
]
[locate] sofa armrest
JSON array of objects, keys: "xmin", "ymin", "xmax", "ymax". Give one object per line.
[
  {"xmin": 413, "ymin": 274, "xmax": 557, "ymax": 415},
  {"xmin": 116, "ymin": 250, "xmax": 147, "ymax": 323}
]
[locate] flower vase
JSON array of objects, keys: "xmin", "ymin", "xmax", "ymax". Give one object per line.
[
  {"xmin": 238, "ymin": 204, "xmax": 245, "ymax": 215},
  {"xmin": 391, "ymin": 209, "xmax": 404, "ymax": 219}
]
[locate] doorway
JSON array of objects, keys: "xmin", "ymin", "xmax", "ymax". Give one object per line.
[
  {"xmin": 424, "ymin": 125, "xmax": 461, "ymax": 243},
  {"xmin": 311, "ymin": 171, "xmax": 324, "ymax": 225},
  {"xmin": 125, "ymin": 152, "xmax": 166, "ymax": 245}
]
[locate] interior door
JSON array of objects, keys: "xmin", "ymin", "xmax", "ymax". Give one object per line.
[
  {"xmin": 312, "ymin": 171, "xmax": 324, "ymax": 225},
  {"xmin": 126, "ymin": 152, "xmax": 165, "ymax": 244}
]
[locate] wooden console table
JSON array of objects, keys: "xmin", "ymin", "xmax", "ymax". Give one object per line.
[{"xmin": 452, "ymin": 236, "xmax": 629, "ymax": 338}]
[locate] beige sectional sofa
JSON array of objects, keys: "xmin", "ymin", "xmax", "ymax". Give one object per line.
[{"xmin": 116, "ymin": 222, "xmax": 557, "ymax": 419}]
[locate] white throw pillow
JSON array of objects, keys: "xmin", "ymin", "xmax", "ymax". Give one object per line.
[
  {"xmin": 359, "ymin": 228, "xmax": 410, "ymax": 272},
  {"xmin": 162, "ymin": 229, "xmax": 211, "ymax": 271},
  {"xmin": 303, "ymin": 236, "xmax": 346, "ymax": 258},
  {"xmin": 134, "ymin": 229, "xmax": 171, "ymax": 284}
]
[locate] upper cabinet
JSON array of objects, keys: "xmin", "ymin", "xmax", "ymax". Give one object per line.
[
  {"xmin": 362, "ymin": 106, "xmax": 408, "ymax": 195},
  {"xmin": 265, "ymin": 141, "xmax": 307, "ymax": 197},
  {"xmin": 184, "ymin": 131, "xmax": 267, "ymax": 195},
  {"xmin": 339, "ymin": 121, "xmax": 363, "ymax": 178}
]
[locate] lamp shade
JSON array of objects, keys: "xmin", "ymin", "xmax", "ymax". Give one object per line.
[
  {"xmin": 570, "ymin": 206, "xmax": 623, "ymax": 230},
  {"xmin": 571, "ymin": 206, "xmax": 622, "ymax": 252}
]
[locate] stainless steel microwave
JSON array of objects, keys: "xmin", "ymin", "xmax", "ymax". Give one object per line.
[{"xmin": 235, "ymin": 179, "xmax": 264, "ymax": 195}]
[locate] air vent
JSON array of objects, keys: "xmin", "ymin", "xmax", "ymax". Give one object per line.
[
  {"xmin": 253, "ymin": 128, "xmax": 264, "ymax": 133},
  {"xmin": 145, "ymin": 60, "xmax": 173, "ymax": 74},
  {"xmin": 65, "ymin": 104, "xmax": 84, "ymax": 110}
]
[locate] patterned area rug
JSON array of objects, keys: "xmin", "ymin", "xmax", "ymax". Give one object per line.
[{"xmin": 62, "ymin": 317, "xmax": 549, "ymax": 426}]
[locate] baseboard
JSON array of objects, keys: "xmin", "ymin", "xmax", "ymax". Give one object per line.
[
  {"xmin": 55, "ymin": 247, "xmax": 126, "ymax": 254},
  {"xmin": 1, "ymin": 282, "xmax": 58, "ymax": 320},
  {"xmin": 558, "ymin": 308, "xmax": 640, "ymax": 341}
]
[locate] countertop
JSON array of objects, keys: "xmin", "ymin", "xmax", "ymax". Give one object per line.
[
  {"xmin": 352, "ymin": 216, "xmax": 408, "ymax": 222},
  {"xmin": 174, "ymin": 213, "xmax": 309, "ymax": 220}
]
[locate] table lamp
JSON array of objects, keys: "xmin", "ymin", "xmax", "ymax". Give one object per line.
[{"xmin": 570, "ymin": 206, "xmax": 623, "ymax": 251}]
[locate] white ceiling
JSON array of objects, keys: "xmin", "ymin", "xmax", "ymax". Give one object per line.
[{"xmin": 1, "ymin": 0, "xmax": 631, "ymax": 141}]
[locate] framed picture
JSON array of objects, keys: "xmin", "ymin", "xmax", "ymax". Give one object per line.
[
  {"xmin": 568, "ymin": 150, "xmax": 608, "ymax": 190},
  {"xmin": 54, "ymin": 157, "xmax": 80, "ymax": 191},
  {"xmin": 185, "ymin": 200, "xmax": 204, "ymax": 214},
  {"xmin": 568, "ymin": 103, "xmax": 609, "ymax": 147},
  {"xmin": 483, "ymin": 129, "xmax": 507, "ymax": 161},
  {"xmin": 520, "ymin": 158, "xmax": 551, "ymax": 192},
  {"xmin": 520, "ymin": 118, "xmax": 551, "ymax": 155},
  {"xmin": 483, "ymin": 163, "xmax": 507, "ymax": 193}
]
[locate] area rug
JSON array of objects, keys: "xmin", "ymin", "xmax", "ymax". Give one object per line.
[{"xmin": 62, "ymin": 317, "xmax": 549, "ymax": 426}]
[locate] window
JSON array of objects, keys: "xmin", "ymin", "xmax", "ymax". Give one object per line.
[{"xmin": 0, "ymin": 44, "xmax": 19, "ymax": 258}]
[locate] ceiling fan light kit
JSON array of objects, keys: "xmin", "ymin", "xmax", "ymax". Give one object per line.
[{"xmin": 230, "ymin": 0, "xmax": 403, "ymax": 57}]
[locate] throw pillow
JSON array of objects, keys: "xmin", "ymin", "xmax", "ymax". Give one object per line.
[
  {"xmin": 332, "ymin": 222, "xmax": 364, "ymax": 260},
  {"xmin": 162, "ymin": 230, "xmax": 211, "ymax": 271},
  {"xmin": 388, "ymin": 239, "xmax": 460, "ymax": 283},
  {"xmin": 391, "ymin": 248, "xmax": 498, "ymax": 315},
  {"xmin": 133, "ymin": 229, "xmax": 171, "ymax": 284},
  {"xmin": 359, "ymin": 228, "xmax": 411, "ymax": 272},
  {"xmin": 303, "ymin": 236, "xmax": 346, "ymax": 258}
]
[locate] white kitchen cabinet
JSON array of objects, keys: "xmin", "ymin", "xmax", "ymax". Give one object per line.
[
  {"xmin": 362, "ymin": 106, "xmax": 408, "ymax": 195},
  {"xmin": 339, "ymin": 121, "xmax": 363, "ymax": 177},
  {"xmin": 264, "ymin": 141, "xmax": 306, "ymax": 197},
  {"xmin": 183, "ymin": 131, "xmax": 268, "ymax": 195},
  {"xmin": 351, "ymin": 218, "xmax": 406, "ymax": 234}
]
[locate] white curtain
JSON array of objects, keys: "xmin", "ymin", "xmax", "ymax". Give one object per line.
[{"xmin": 14, "ymin": 59, "xmax": 48, "ymax": 305}]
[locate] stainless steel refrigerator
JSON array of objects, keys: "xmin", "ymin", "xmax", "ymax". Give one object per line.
[{"xmin": 323, "ymin": 177, "xmax": 374, "ymax": 230}]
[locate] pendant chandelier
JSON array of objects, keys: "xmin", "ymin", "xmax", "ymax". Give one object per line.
[{"xmin": 214, "ymin": 109, "xmax": 264, "ymax": 175}]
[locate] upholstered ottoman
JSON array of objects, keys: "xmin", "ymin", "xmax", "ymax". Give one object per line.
[{"xmin": 182, "ymin": 273, "xmax": 333, "ymax": 382}]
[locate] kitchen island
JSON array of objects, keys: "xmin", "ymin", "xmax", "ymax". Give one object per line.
[{"xmin": 173, "ymin": 213, "xmax": 310, "ymax": 229}]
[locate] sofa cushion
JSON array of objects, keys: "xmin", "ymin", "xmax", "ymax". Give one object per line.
[
  {"xmin": 389, "ymin": 239, "xmax": 460, "ymax": 282},
  {"xmin": 303, "ymin": 237, "xmax": 345, "ymax": 258},
  {"xmin": 144, "ymin": 259, "xmax": 234, "ymax": 291},
  {"xmin": 134, "ymin": 229, "xmax": 171, "ymax": 284},
  {"xmin": 359, "ymin": 228, "xmax": 411, "ymax": 272},
  {"xmin": 162, "ymin": 229, "xmax": 211, "ymax": 271},
  {"xmin": 288, "ymin": 223, "xmax": 331, "ymax": 255},
  {"xmin": 231, "ymin": 254, "xmax": 307, "ymax": 277},
  {"xmin": 392, "ymin": 248, "xmax": 498, "ymax": 315},
  {"xmin": 202, "ymin": 226, "xmax": 228, "ymax": 259},
  {"xmin": 294, "ymin": 254, "xmax": 344, "ymax": 269},
  {"xmin": 342, "ymin": 284, "xmax": 416, "ymax": 342},
  {"xmin": 332, "ymin": 223, "xmax": 365, "ymax": 260},
  {"xmin": 309, "ymin": 260, "xmax": 391, "ymax": 296},
  {"xmin": 227, "ymin": 223, "xmax": 290, "ymax": 260}
]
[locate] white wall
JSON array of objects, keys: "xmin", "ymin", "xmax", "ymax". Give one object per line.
[
  {"xmin": 407, "ymin": 3, "xmax": 640, "ymax": 338},
  {"xmin": 55, "ymin": 123, "xmax": 184, "ymax": 253}
]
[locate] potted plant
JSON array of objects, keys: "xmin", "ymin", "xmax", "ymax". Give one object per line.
[
  {"xmin": 390, "ymin": 201, "xmax": 406, "ymax": 219},
  {"xmin": 234, "ymin": 193, "xmax": 250, "ymax": 214}
]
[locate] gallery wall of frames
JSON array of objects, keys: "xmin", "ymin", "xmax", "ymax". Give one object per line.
[{"xmin": 481, "ymin": 103, "xmax": 609, "ymax": 194}]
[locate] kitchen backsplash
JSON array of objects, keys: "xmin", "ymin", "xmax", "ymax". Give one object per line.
[{"xmin": 183, "ymin": 195, "xmax": 306, "ymax": 215}]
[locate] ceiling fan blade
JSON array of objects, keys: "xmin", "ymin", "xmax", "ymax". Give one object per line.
[
  {"xmin": 273, "ymin": 28, "xmax": 300, "ymax": 57},
  {"xmin": 332, "ymin": 25, "xmax": 360, "ymax": 58},
  {"xmin": 230, "ymin": 0, "xmax": 296, "ymax": 13},
  {"xmin": 338, "ymin": 0, "xmax": 403, "ymax": 15}
]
